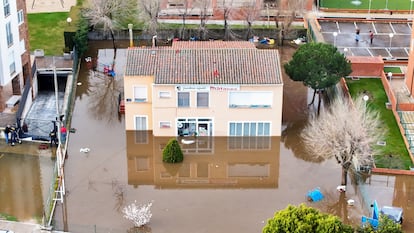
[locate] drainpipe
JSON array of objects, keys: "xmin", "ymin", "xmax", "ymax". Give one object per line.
[{"xmin": 152, "ymin": 35, "xmax": 157, "ymax": 48}]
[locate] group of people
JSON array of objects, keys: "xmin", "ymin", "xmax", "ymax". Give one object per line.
[
  {"xmin": 4, "ymin": 124, "xmax": 21, "ymax": 146},
  {"xmin": 355, "ymin": 28, "xmax": 374, "ymax": 44},
  {"xmin": 49, "ymin": 121, "xmax": 67, "ymax": 147}
]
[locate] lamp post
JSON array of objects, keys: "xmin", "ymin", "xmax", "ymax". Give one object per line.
[
  {"xmin": 128, "ymin": 23, "xmax": 133, "ymax": 47},
  {"xmin": 385, "ymin": 0, "xmax": 389, "ymax": 9},
  {"xmin": 388, "ymin": 33, "xmax": 394, "ymax": 50},
  {"xmin": 411, "ymin": 0, "xmax": 414, "ymax": 15},
  {"xmin": 344, "ymin": 48, "xmax": 348, "ymax": 56},
  {"xmin": 388, "ymin": 72, "xmax": 393, "ymax": 84},
  {"xmin": 333, "ymin": 32, "xmax": 338, "ymax": 47},
  {"xmin": 66, "ymin": 17, "xmax": 72, "ymax": 26},
  {"xmin": 363, "ymin": 95, "xmax": 369, "ymax": 119}
]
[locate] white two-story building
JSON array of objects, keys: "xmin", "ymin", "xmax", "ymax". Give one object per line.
[{"xmin": 124, "ymin": 41, "xmax": 283, "ymax": 137}]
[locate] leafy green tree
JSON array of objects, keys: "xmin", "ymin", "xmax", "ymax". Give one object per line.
[
  {"xmin": 73, "ymin": 14, "xmax": 89, "ymax": 56},
  {"xmin": 263, "ymin": 204, "xmax": 354, "ymax": 233},
  {"xmin": 356, "ymin": 215, "xmax": 403, "ymax": 233},
  {"xmin": 162, "ymin": 138, "xmax": 184, "ymax": 163},
  {"xmin": 284, "ymin": 42, "xmax": 352, "ymax": 114}
]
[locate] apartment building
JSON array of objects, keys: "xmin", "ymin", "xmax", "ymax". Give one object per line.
[
  {"xmin": 123, "ymin": 41, "xmax": 283, "ymax": 137},
  {"xmin": 0, "ymin": 0, "xmax": 31, "ymax": 110}
]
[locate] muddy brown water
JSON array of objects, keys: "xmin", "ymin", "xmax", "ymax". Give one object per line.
[{"xmin": 1, "ymin": 41, "xmax": 413, "ymax": 232}]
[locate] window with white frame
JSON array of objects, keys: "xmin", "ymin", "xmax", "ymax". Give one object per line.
[
  {"xmin": 159, "ymin": 91, "xmax": 171, "ymax": 98},
  {"xmin": 135, "ymin": 116, "xmax": 148, "ymax": 144},
  {"xmin": 178, "ymin": 92, "xmax": 190, "ymax": 107},
  {"xmin": 3, "ymin": 0, "xmax": 10, "ymax": 17},
  {"xmin": 229, "ymin": 92, "xmax": 272, "ymax": 108},
  {"xmin": 135, "ymin": 116, "xmax": 147, "ymax": 130},
  {"xmin": 133, "ymin": 86, "xmax": 147, "ymax": 102},
  {"xmin": 160, "ymin": 121, "xmax": 171, "ymax": 128},
  {"xmin": 9, "ymin": 51, "xmax": 15, "ymax": 75},
  {"xmin": 229, "ymin": 122, "xmax": 271, "ymax": 136},
  {"xmin": 17, "ymin": 10, "xmax": 24, "ymax": 24},
  {"xmin": 6, "ymin": 22, "xmax": 13, "ymax": 46},
  {"xmin": 197, "ymin": 92, "xmax": 209, "ymax": 107}
]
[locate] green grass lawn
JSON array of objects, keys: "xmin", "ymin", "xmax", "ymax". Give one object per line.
[
  {"xmin": 321, "ymin": 0, "xmax": 412, "ymax": 11},
  {"xmin": 346, "ymin": 78, "xmax": 412, "ymax": 170},
  {"xmin": 384, "ymin": 66, "xmax": 402, "ymax": 74},
  {"xmin": 28, "ymin": 12, "xmax": 69, "ymax": 55}
]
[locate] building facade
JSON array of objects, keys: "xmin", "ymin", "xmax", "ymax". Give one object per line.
[
  {"xmin": 124, "ymin": 41, "xmax": 283, "ymax": 137},
  {"xmin": 0, "ymin": 0, "xmax": 31, "ymax": 109},
  {"xmin": 158, "ymin": 0, "xmax": 313, "ymax": 18}
]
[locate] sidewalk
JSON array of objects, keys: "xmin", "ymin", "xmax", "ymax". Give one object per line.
[
  {"xmin": 26, "ymin": 0, "xmax": 76, "ymax": 14},
  {"xmin": 0, "ymin": 220, "xmax": 67, "ymax": 233}
]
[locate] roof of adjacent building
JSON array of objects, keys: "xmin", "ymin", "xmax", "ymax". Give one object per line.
[{"xmin": 125, "ymin": 41, "xmax": 282, "ymax": 85}]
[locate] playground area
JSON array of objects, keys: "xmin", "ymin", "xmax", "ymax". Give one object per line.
[{"xmin": 318, "ymin": 19, "xmax": 411, "ymax": 59}]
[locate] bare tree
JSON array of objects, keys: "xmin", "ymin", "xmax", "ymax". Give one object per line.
[
  {"xmin": 139, "ymin": 0, "xmax": 161, "ymax": 36},
  {"xmin": 242, "ymin": 1, "xmax": 260, "ymax": 40},
  {"xmin": 274, "ymin": 0, "xmax": 304, "ymax": 45},
  {"xmin": 84, "ymin": 0, "xmax": 131, "ymax": 50},
  {"xmin": 194, "ymin": 0, "xmax": 210, "ymax": 40},
  {"xmin": 220, "ymin": 0, "xmax": 234, "ymax": 41},
  {"xmin": 301, "ymin": 94, "xmax": 385, "ymax": 187}
]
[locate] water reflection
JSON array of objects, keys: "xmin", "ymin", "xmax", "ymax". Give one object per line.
[
  {"xmin": 126, "ymin": 131, "xmax": 280, "ymax": 189},
  {"xmin": 0, "ymin": 153, "xmax": 54, "ymax": 221}
]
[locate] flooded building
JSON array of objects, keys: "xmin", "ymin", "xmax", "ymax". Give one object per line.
[{"xmin": 123, "ymin": 41, "xmax": 283, "ymax": 136}]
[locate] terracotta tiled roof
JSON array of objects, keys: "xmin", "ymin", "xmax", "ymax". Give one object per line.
[{"xmin": 125, "ymin": 41, "xmax": 282, "ymax": 85}]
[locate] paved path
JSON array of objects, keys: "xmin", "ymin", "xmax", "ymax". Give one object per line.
[{"xmin": 26, "ymin": 0, "xmax": 76, "ymax": 13}]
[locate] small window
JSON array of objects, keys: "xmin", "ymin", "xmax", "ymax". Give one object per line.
[
  {"xmin": 160, "ymin": 121, "xmax": 171, "ymax": 128},
  {"xmin": 159, "ymin": 91, "xmax": 171, "ymax": 98},
  {"xmin": 3, "ymin": 0, "xmax": 10, "ymax": 17},
  {"xmin": 6, "ymin": 22, "xmax": 13, "ymax": 47},
  {"xmin": 178, "ymin": 92, "xmax": 190, "ymax": 107},
  {"xmin": 17, "ymin": 10, "xmax": 24, "ymax": 24},
  {"xmin": 197, "ymin": 92, "xmax": 209, "ymax": 107},
  {"xmin": 134, "ymin": 86, "xmax": 147, "ymax": 102}
]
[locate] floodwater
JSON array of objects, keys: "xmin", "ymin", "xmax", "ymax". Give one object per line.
[
  {"xmin": 53, "ymin": 42, "xmax": 365, "ymax": 233},
  {"xmin": 0, "ymin": 143, "xmax": 55, "ymax": 223},
  {"xmin": 1, "ymin": 40, "xmax": 413, "ymax": 232}
]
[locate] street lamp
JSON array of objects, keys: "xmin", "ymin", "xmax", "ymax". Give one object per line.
[
  {"xmin": 410, "ymin": 0, "xmax": 414, "ymax": 15},
  {"xmin": 66, "ymin": 17, "xmax": 72, "ymax": 26},
  {"xmin": 333, "ymin": 32, "xmax": 338, "ymax": 47},
  {"xmin": 344, "ymin": 48, "xmax": 348, "ymax": 56},
  {"xmin": 385, "ymin": 0, "xmax": 389, "ymax": 10},
  {"xmin": 363, "ymin": 95, "xmax": 369, "ymax": 118},
  {"xmin": 388, "ymin": 72, "xmax": 393, "ymax": 84},
  {"xmin": 128, "ymin": 23, "xmax": 133, "ymax": 47},
  {"xmin": 389, "ymin": 33, "xmax": 394, "ymax": 50}
]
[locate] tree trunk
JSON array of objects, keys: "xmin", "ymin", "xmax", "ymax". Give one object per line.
[
  {"xmin": 317, "ymin": 90, "xmax": 322, "ymax": 115},
  {"xmin": 341, "ymin": 166, "xmax": 348, "ymax": 186},
  {"xmin": 308, "ymin": 89, "xmax": 317, "ymax": 106}
]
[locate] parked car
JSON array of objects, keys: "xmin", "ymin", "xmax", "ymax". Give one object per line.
[{"xmin": 380, "ymin": 206, "xmax": 404, "ymax": 224}]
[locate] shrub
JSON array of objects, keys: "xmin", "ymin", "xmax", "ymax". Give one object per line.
[{"xmin": 162, "ymin": 138, "xmax": 183, "ymax": 163}]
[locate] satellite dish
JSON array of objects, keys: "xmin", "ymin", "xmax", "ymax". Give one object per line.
[{"xmin": 177, "ymin": 122, "xmax": 183, "ymax": 128}]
